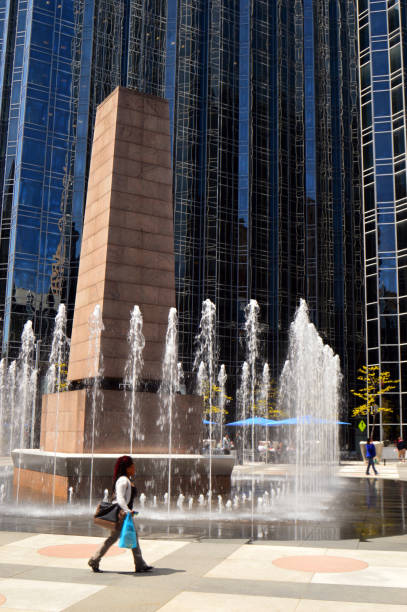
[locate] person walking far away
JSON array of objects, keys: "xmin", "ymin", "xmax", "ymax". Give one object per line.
[
  {"xmin": 396, "ymin": 437, "xmax": 406, "ymax": 462},
  {"xmin": 366, "ymin": 437, "xmax": 378, "ymax": 476},
  {"xmin": 88, "ymin": 455, "xmax": 153, "ymax": 573}
]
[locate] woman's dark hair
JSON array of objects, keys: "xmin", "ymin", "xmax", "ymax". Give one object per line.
[{"xmin": 112, "ymin": 455, "xmax": 133, "ymax": 489}]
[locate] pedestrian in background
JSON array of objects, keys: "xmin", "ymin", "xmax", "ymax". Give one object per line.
[{"xmin": 366, "ymin": 437, "xmax": 378, "ymax": 476}]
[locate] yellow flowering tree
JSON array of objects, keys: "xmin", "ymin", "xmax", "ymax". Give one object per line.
[{"xmin": 351, "ymin": 365, "xmax": 399, "ymax": 437}]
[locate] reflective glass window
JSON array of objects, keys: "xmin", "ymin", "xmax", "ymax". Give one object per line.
[
  {"xmin": 379, "ymin": 268, "xmax": 397, "ymax": 294},
  {"xmin": 375, "ymin": 131, "xmax": 392, "ymax": 157},
  {"xmin": 361, "ymin": 63, "xmax": 371, "ymax": 89},
  {"xmin": 31, "ymin": 20, "xmax": 53, "ymax": 48},
  {"xmin": 366, "ymin": 231, "xmax": 377, "ymax": 259},
  {"xmin": 378, "ymin": 223, "xmax": 396, "ymax": 251},
  {"xmin": 363, "ymin": 142, "xmax": 374, "ymax": 168},
  {"xmin": 395, "ymin": 171, "xmax": 407, "ymax": 200},
  {"xmin": 28, "ymin": 59, "xmax": 51, "ymax": 87},
  {"xmin": 367, "ymin": 274, "xmax": 378, "ymax": 302},
  {"xmin": 370, "ymin": 11, "xmax": 388, "ymax": 36},
  {"xmin": 368, "ymin": 319, "xmax": 379, "ymax": 346},
  {"xmin": 372, "ymin": 51, "xmax": 389, "ymax": 75},
  {"xmin": 392, "ymin": 86, "xmax": 403, "ymax": 113},
  {"xmin": 401, "ymin": 316, "xmax": 407, "ymax": 342},
  {"xmin": 15, "ymin": 226, "xmax": 40, "ymax": 255},
  {"xmin": 360, "ymin": 25, "xmax": 370, "ymax": 50},
  {"xmin": 364, "ymin": 184, "xmax": 375, "ymax": 210},
  {"xmin": 390, "ymin": 44, "xmax": 401, "ymax": 72},
  {"xmin": 381, "ymin": 345, "xmax": 399, "ymax": 360},
  {"xmin": 22, "ymin": 138, "xmax": 45, "ymax": 166},
  {"xmin": 388, "ymin": 5, "xmax": 400, "ymax": 32},
  {"xmin": 380, "ymin": 298, "xmax": 397, "ymax": 314},
  {"xmin": 399, "ymin": 267, "xmax": 407, "ymax": 295},
  {"xmin": 397, "ymin": 220, "xmax": 407, "ymax": 249},
  {"xmin": 362, "ymin": 103, "xmax": 372, "ymax": 126},
  {"xmin": 393, "ymin": 128, "xmax": 405, "ymax": 155},
  {"xmin": 374, "ymin": 91, "xmax": 391, "ymax": 116},
  {"xmin": 380, "ymin": 316, "xmax": 398, "ymax": 344},
  {"xmin": 25, "ymin": 99, "xmax": 47, "ymax": 126}
]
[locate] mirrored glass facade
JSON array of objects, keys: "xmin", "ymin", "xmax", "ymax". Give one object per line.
[
  {"xmin": 358, "ymin": 0, "xmax": 407, "ymax": 439},
  {"xmin": 167, "ymin": 0, "xmax": 363, "ymax": 413},
  {"xmin": 0, "ymin": 1, "xmax": 363, "ymax": 425},
  {"xmin": 0, "ymin": 0, "xmax": 166, "ymax": 360}
]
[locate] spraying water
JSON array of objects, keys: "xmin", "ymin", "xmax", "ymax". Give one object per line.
[
  {"xmin": 244, "ymin": 300, "xmax": 260, "ymax": 461},
  {"xmin": 278, "ymin": 299, "xmax": 341, "ymax": 509},
  {"xmin": 15, "ymin": 321, "xmax": 36, "ymax": 503},
  {"xmin": 237, "ymin": 361, "xmax": 250, "ymax": 462},
  {"xmin": 0, "ymin": 359, "xmax": 7, "ymax": 454},
  {"xmin": 124, "ymin": 305, "xmax": 145, "ymax": 452},
  {"xmin": 217, "ymin": 365, "xmax": 227, "ymax": 445},
  {"xmin": 260, "ymin": 363, "xmax": 270, "ymax": 459},
  {"xmin": 158, "ymin": 307, "xmax": 179, "ymax": 513},
  {"xmin": 7, "ymin": 361, "xmax": 17, "ymax": 455},
  {"xmin": 194, "ymin": 299, "xmax": 217, "ymax": 512},
  {"xmin": 46, "ymin": 304, "xmax": 69, "ymax": 507},
  {"xmin": 87, "ymin": 305, "xmax": 104, "ymax": 510}
]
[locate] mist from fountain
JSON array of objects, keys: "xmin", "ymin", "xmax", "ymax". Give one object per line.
[
  {"xmin": 124, "ymin": 305, "xmax": 145, "ymax": 452},
  {"xmin": 15, "ymin": 321, "xmax": 37, "ymax": 503},
  {"xmin": 87, "ymin": 305, "xmax": 104, "ymax": 510},
  {"xmin": 217, "ymin": 364, "xmax": 227, "ymax": 445},
  {"xmin": 158, "ymin": 307, "xmax": 179, "ymax": 512},
  {"xmin": 278, "ymin": 299, "xmax": 341, "ymax": 509},
  {"xmin": 244, "ymin": 300, "xmax": 260, "ymax": 462},
  {"xmin": 0, "ymin": 359, "xmax": 7, "ymax": 454},
  {"xmin": 260, "ymin": 363, "xmax": 270, "ymax": 457},
  {"xmin": 237, "ymin": 361, "xmax": 250, "ymax": 462},
  {"xmin": 194, "ymin": 298, "xmax": 217, "ymax": 512},
  {"xmin": 46, "ymin": 304, "xmax": 69, "ymax": 506},
  {"xmin": 7, "ymin": 361, "xmax": 17, "ymax": 455}
]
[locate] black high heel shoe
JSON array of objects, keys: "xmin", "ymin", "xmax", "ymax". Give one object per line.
[{"xmin": 88, "ymin": 559, "xmax": 101, "ymax": 573}]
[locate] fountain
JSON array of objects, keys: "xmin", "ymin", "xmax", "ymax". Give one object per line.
[
  {"xmin": 158, "ymin": 307, "xmax": 180, "ymax": 511},
  {"xmin": 14, "ymin": 321, "xmax": 37, "ymax": 503},
  {"xmin": 244, "ymin": 299, "xmax": 260, "ymax": 462},
  {"xmin": 87, "ymin": 305, "xmax": 104, "ymax": 510},
  {"xmin": 278, "ymin": 299, "xmax": 341, "ymax": 509},
  {"xmin": 217, "ymin": 365, "xmax": 227, "ymax": 445},
  {"xmin": 194, "ymin": 299, "xmax": 217, "ymax": 511},
  {"xmin": 0, "ymin": 90, "xmax": 393, "ymax": 543},
  {"xmin": 0, "ymin": 359, "xmax": 7, "ymax": 454},
  {"xmin": 7, "ymin": 361, "xmax": 17, "ymax": 456},
  {"xmin": 124, "ymin": 305, "xmax": 145, "ymax": 452},
  {"xmin": 46, "ymin": 303, "xmax": 69, "ymax": 506}
]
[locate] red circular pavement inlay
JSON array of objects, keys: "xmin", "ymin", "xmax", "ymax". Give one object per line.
[
  {"xmin": 272, "ymin": 555, "xmax": 368, "ymax": 573},
  {"xmin": 38, "ymin": 544, "xmax": 125, "ymax": 558},
  {"xmin": 0, "ymin": 594, "xmax": 6, "ymax": 607}
]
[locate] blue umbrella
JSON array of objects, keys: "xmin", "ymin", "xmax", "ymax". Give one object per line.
[
  {"xmin": 202, "ymin": 419, "xmax": 218, "ymax": 425},
  {"xmin": 266, "ymin": 416, "xmax": 351, "ymax": 426},
  {"xmin": 226, "ymin": 416, "xmax": 279, "ymax": 426}
]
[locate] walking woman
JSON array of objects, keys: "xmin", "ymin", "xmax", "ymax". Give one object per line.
[{"xmin": 88, "ymin": 455, "xmax": 153, "ymax": 573}]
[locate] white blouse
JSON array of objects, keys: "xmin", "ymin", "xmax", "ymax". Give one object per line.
[{"xmin": 114, "ymin": 476, "xmax": 133, "ymax": 513}]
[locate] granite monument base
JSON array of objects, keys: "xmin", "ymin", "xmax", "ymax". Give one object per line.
[{"xmin": 12, "ymin": 450, "xmax": 235, "ymax": 504}]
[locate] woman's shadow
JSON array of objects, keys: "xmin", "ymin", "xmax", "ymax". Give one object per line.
[{"xmin": 104, "ymin": 568, "xmax": 185, "ymax": 576}]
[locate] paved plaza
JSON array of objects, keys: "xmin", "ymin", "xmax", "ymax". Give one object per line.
[
  {"xmin": 0, "ymin": 529, "xmax": 407, "ymax": 611},
  {"xmin": 0, "ymin": 464, "xmax": 406, "ymax": 611}
]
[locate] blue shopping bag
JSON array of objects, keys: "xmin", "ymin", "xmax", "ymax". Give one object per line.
[{"xmin": 118, "ymin": 513, "xmax": 138, "ymax": 549}]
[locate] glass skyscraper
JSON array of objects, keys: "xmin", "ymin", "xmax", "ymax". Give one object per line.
[
  {"xmin": 0, "ymin": 0, "xmax": 166, "ymax": 359},
  {"xmin": 0, "ymin": 1, "xmax": 363, "ymax": 425},
  {"xmin": 167, "ymin": 0, "xmax": 363, "ymax": 412},
  {"xmin": 358, "ymin": 0, "xmax": 407, "ymax": 439}
]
